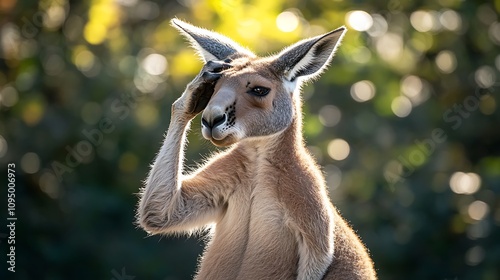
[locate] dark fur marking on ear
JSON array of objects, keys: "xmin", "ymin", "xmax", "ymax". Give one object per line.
[{"xmin": 171, "ymin": 18, "xmax": 255, "ymax": 62}]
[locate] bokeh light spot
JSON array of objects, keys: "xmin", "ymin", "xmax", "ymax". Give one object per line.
[
  {"xmin": 276, "ymin": 11, "xmax": 299, "ymax": 33},
  {"xmin": 44, "ymin": 5, "xmax": 67, "ymax": 29},
  {"xmin": 439, "ymin": 9, "xmax": 462, "ymax": 31},
  {"xmin": 474, "ymin": 66, "xmax": 496, "ymax": 88},
  {"xmin": 22, "ymin": 100, "xmax": 44, "ymax": 126},
  {"xmin": 327, "ymin": 139, "xmax": 350, "ymax": 161},
  {"xmin": 384, "ymin": 160, "xmax": 403, "ymax": 183},
  {"xmin": 468, "ymin": 200, "xmax": 489, "ymax": 221},
  {"xmin": 476, "ymin": 4, "xmax": 497, "ymax": 25},
  {"xmin": 318, "ymin": 105, "xmax": 341, "ymax": 127},
  {"xmin": 488, "ymin": 22, "xmax": 500, "ymax": 45},
  {"xmin": 449, "ymin": 172, "xmax": 481, "ymax": 194},
  {"xmin": 74, "ymin": 49, "xmax": 96, "ymax": 72},
  {"xmin": 411, "ymin": 32, "xmax": 434, "ymax": 52},
  {"xmin": 20, "ymin": 152, "xmax": 40, "ymax": 174},
  {"xmin": 410, "ymin": 10, "xmax": 439, "ymax": 32},
  {"xmin": 84, "ymin": 22, "xmax": 107, "ymax": 45},
  {"xmin": 0, "ymin": 86, "xmax": 19, "ymax": 107},
  {"xmin": 376, "ymin": 33, "xmax": 403, "ymax": 61},
  {"xmin": 1, "ymin": 23, "xmax": 20, "ymax": 59},
  {"xmin": 346, "ymin": 10, "xmax": 373, "ymax": 31},
  {"xmin": 39, "ymin": 171, "xmax": 59, "ymax": 199},
  {"xmin": 135, "ymin": 1, "xmax": 160, "ymax": 20},
  {"xmin": 134, "ymin": 73, "xmax": 160, "ymax": 93},
  {"xmin": 465, "ymin": 246, "xmax": 485, "ymax": 266},
  {"xmin": 367, "ymin": 14, "xmax": 388, "ymax": 37},
  {"xmin": 391, "ymin": 96, "xmax": 412, "ymax": 117},
  {"xmin": 467, "ymin": 220, "xmax": 490, "ymax": 239},
  {"xmin": 435, "ymin": 50, "xmax": 457, "ymax": 74},
  {"xmin": 142, "ymin": 53, "xmax": 167, "ymax": 76},
  {"xmin": 401, "ymin": 75, "xmax": 430, "ymax": 106},
  {"xmin": 401, "ymin": 76, "xmax": 423, "ymax": 99},
  {"xmin": 116, "ymin": 0, "xmax": 138, "ymax": 7},
  {"xmin": 350, "ymin": 80, "xmax": 376, "ymax": 102}
]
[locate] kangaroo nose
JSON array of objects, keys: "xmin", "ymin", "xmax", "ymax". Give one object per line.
[{"xmin": 202, "ymin": 114, "xmax": 226, "ymax": 129}]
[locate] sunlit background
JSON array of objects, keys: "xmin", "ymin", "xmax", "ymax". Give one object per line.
[{"xmin": 0, "ymin": 0, "xmax": 499, "ymax": 279}]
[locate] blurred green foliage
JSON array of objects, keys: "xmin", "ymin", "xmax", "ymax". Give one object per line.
[{"xmin": 1, "ymin": 0, "xmax": 500, "ymax": 279}]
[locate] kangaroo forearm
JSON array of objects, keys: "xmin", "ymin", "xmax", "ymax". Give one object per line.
[
  {"xmin": 145, "ymin": 114, "xmax": 189, "ymax": 190},
  {"xmin": 138, "ymin": 112, "xmax": 191, "ymax": 231}
]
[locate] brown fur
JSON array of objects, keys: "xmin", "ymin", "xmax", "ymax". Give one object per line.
[{"xmin": 138, "ymin": 19, "xmax": 376, "ymax": 280}]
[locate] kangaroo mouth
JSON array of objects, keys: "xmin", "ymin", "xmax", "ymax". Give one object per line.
[
  {"xmin": 202, "ymin": 129, "xmax": 236, "ymax": 147},
  {"xmin": 202, "ymin": 125, "xmax": 236, "ymax": 145},
  {"xmin": 209, "ymin": 135, "xmax": 236, "ymax": 147},
  {"xmin": 211, "ymin": 138, "xmax": 235, "ymax": 147}
]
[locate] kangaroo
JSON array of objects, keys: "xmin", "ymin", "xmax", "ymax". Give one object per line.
[{"xmin": 138, "ymin": 19, "xmax": 376, "ymax": 280}]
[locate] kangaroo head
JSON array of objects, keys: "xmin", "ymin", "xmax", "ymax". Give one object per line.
[{"xmin": 172, "ymin": 19, "xmax": 346, "ymax": 147}]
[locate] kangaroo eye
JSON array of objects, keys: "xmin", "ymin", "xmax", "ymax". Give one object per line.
[{"xmin": 248, "ymin": 86, "xmax": 270, "ymax": 96}]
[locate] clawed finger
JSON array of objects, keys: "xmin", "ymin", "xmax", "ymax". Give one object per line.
[
  {"xmin": 201, "ymin": 71, "xmax": 222, "ymax": 83},
  {"xmin": 206, "ymin": 60, "xmax": 232, "ymax": 73},
  {"xmin": 213, "ymin": 63, "xmax": 232, "ymax": 73}
]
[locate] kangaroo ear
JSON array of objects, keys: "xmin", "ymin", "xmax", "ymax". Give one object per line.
[
  {"xmin": 171, "ymin": 18, "xmax": 254, "ymax": 62},
  {"xmin": 273, "ymin": 27, "xmax": 347, "ymax": 82}
]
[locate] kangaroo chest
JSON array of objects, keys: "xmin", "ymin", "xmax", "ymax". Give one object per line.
[{"xmin": 195, "ymin": 179, "xmax": 299, "ymax": 280}]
